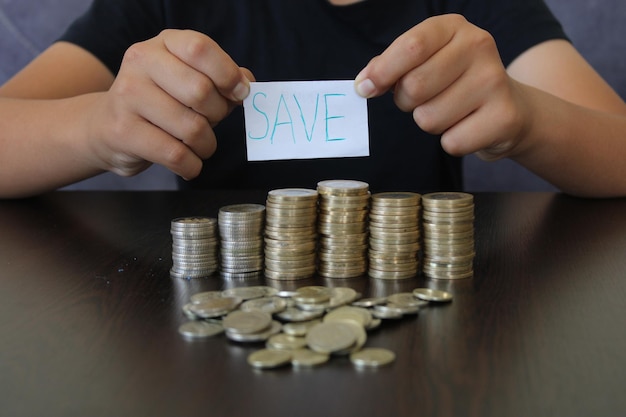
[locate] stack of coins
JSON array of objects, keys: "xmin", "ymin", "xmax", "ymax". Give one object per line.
[
  {"xmin": 317, "ymin": 180, "xmax": 370, "ymax": 278},
  {"xmin": 170, "ymin": 217, "xmax": 219, "ymax": 279},
  {"xmin": 421, "ymin": 192, "xmax": 475, "ymax": 279},
  {"xmin": 368, "ymin": 192, "xmax": 421, "ymax": 280},
  {"xmin": 264, "ymin": 188, "xmax": 319, "ymax": 280},
  {"xmin": 218, "ymin": 204, "xmax": 266, "ymax": 279}
]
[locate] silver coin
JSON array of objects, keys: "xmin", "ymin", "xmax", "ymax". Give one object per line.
[
  {"xmin": 317, "ymin": 179, "xmax": 370, "ymax": 196},
  {"xmin": 178, "ymin": 321, "xmax": 224, "ymax": 338},
  {"xmin": 295, "ymin": 302, "xmax": 329, "ymax": 313},
  {"xmin": 351, "ymin": 297, "xmax": 388, "ymax": 308},
  {"xmin": 412, "ymin": 288, "xmax": 454, "ymax": 302},
  {"xmin": 276, "ymin": 307, "xmax": 325, "ymax": 322},
  {"xmin": 189, "ymin": 291, "xmax": 223, "ymax": 304},
  {"xmin": 221, "ymin": 286, "xmax": 277, "ymax": 300},
  {"xmin": 328, "ymin": 287, "xmax": 359, "ymax": 308},
  {"xmin": 293, "ymin": 286, "xmax": 333, "ymax": 305},
  {"xmin": 350, "ymin": 347, "xmax": 396, "ymax": 368},
  {"xmin": 219, "ymin": 203, "xmax": 266, "ymax": 216},
  {"xmin": 181, "ymin": 303, "xmax": 199, "ymax": 320},
  {"xmin": 247, "ymin": 349, "xmax": 293, "ymax": 369},
  {"xmin": 371, "ymin": 192, "xmax": 421, "ymax": 207},
  {"xmin": 386, "ymin": 293, "xmax": 429, "ymax": 309},
  {"xmin": 226, "ymin": 320, "xmax": 282, "ymax": 343},
  {"xmin": 422, "ymin": 192, "xmax": 473, "ymax": 206},
  {"xmin": 189, "ymin": 297, "xmax": 242, "ymax": 318},
  {"xmin": 267, "ymin": 188, "xmax": 319, "ymax": 200},
  {"xmin": 305, "ymin": 321, "xmax": 359, "ymax": 354},
  {"xmin": 266, "ymin": 333, "xmax": 308, "ymax": 350},
  {"xmin": 372, "ymin": 305, "xmax": 405, "ymax": 319},
  {"xmin": 240, "ymin": 296, "xmax": 287, "ymax": 314},
  {"xmin": 281, "ymin": 319, "xmax": 323, "ymax": 337},
  {"xmin": 291, "ymin": 348, "xmax": 330, "ymax": 368},
  {"xmin": 324, "ymin": 306, "xmax": 373, "ymax": 328},
  {"xmin": 222, "ymin": 310, "xmax": 273, "ymax": 334}
]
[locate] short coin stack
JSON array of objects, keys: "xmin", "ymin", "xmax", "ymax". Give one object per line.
[
  {"xmin": 316, "ymin": 180, "xmax": 370, "ymax": 278},
  {"xmin": 170, "ymin": 217, "xmax": 219, "ymax": 279},
  {"xmin": 218, "ymin": 204, "xmax": 266, "ymax": 279},
  {"xmin": 264, "ymin": 189, "xmax": 319, "ymax": 280},
  {"xmin": 368, "ymin": 192, "xmax": 422, "ymax": 280},
  {"xmin": 421, "ymin": 192, "xmax": 475, "ymax": 279}
]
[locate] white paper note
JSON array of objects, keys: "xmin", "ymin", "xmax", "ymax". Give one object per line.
[{"xmin": 243, "ymin": 80, "xmax": 369, "ymax": 161}]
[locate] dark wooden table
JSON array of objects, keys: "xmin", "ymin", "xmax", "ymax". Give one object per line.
[{"xmin": 1, "ymin": 191, "xmax": 625, "ymax": 417}]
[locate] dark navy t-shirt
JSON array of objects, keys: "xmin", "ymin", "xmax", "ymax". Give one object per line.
[{"xmin": 60, "ymin": 0, "xmax": 567, "ymax": 193}]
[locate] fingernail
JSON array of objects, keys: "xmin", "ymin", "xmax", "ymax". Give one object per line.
[
  {"xmin": 233, "ymin": 81, "xmax": 250, "ymax": 102},
  {"xmin": 355, "ymin": 78, "xmax": 376, "ymax": 98}
]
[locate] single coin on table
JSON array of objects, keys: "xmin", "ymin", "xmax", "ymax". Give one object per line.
[
  {"xmin": 412, "ymin": 288, "xmax": 453, "ymax": 303},
  {"xmin": 248, "ymin": 349, "xmax": 293, "ymax": 369},
  {"xmin": 178, "ymin": 321, "xmax": 224, "ymax": 338},
  {"xmin": 350, "ymin": 347, "xmax": 396, "ymax": 368}
]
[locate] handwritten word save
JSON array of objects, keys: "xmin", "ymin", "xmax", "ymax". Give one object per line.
[{"xmin": 243, "ymin": 80, "xmax": 369, "ymax": 161}]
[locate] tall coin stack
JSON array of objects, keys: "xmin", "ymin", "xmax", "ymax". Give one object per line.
[
  {"xmin": 264, "ymin": 188, "xmax": 319, "ymax": 280},
  {"xmin": 316, "ymin": 180, "xmax": 370, "ymax": 279},
  {"xmin": 218, "ymin": 204, "xmax": 266, "ymax": 279},
  {"xmin": 170, "ymin": 217, "xmax": 219, "ymax": 279},
  {"xmin": 421, "ymin": 192, "xmax": 475, "ymax": 279},
  {"xmin": 368, "ymin": 192, "xmax": 421, "ymax": 280}
]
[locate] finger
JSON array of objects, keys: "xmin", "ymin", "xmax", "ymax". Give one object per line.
[
  {"xmin": 108, "ymin": 117, "xmax": 206, "ymax": 181},
  {"xmin": 131, "ymin": 78, "xmax": 218, "ymax": 160},
  {"xmin": 410, "ymin": 67, "xmax": 483, "ymax": 136},
  {"xmin": 124, "ymin": 36, "xmax": 233, "ymax": 124},
  {"xmin": 161, "ymin": 29, "xmax": 251, "ymax": 102},
  {"xmin": 110, "ymin": 63, "xmax": 218, "ymax": 161},
  {"xmin": 392, "ymin": 32, "xmax": 470, "ymax": 112},
  {"xmin": 142, "ymin": 126, "xmax": 208, "ymax": 181},
  {"xmin": 440, "ymin": 92, "xmax": 520, "ymax": 158},
  {"xmin": 354, "ymin": 15, "xmax": 458, "ymax": 98}
]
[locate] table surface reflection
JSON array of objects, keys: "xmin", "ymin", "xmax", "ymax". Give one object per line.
[{"xmin": 1, "ymin": 190, "xmax": 625, "ymax": 417}]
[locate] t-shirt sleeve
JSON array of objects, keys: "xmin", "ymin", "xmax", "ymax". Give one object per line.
[
  {"xmin": 58, "ymin": 0, "xmax": 165, "ymax": 75},
  {"xmin": 458, "ymin": 0, "xmax": 569, "ymax": 67}
]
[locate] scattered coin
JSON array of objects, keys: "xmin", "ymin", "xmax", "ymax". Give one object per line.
[
  {"xmin": 293, "ymin": 286, "xmax": 333, "ymax": 305},
  {"xmin": 281, "ymin": 319, "xmax": 322, "ymax": 337},
  {"xmin": 190, "ymin": 291, "xmax": 223, "ymax": 304},
  {"xmin": 291, "ymin": 348, "xmax": 330, "ymax": 368},
  {"xmin": 412, "ymin": 288, "xmax": 454, "ymax": 303},
  {"xmin": 351, "ymin": 297, "xmax": 388, "ymax": 308},
  {"xmin": 222, "ymin": 310, "xmax": 273, "ymax": 334},
  {"xmin": 266, "ymin": 333, "xmax": 308, "ymax": 350},
  {"xmin": 386, "ymin": 292, "xmax": 428, "ymax": 311},
  {"xmin": 222, "ymin": 286, "xmax": 277, "ymax": 300},
  {"xmin": 178, "ymin": 321, "xmax": 224, "ymax": 338},
  {"xmin": 225, "ymin": 320, "xmax": 282, "ymax": 343},
  {"xmin": 306, "ymin": 321, "xmax": 361, "ymax": 354},
  {"xmin": 372, "ymin": 305, "xmax": 405, "ymax": 319},
  {"xmin": 189, "ymin": 297, "xmax": 242, "ymax": 318},
  {"xmin": 275, "ymin": 307, "xmax": 325, "ymax": 322},
  {"xmin": 240, "ymin": 296, "xmax": 288, "ymax": 314},
  {"xmin": 247, "ymin": 349, "xmax": 293, "ymax": 369},
  {"xmin": 350, "ymin": 347, "xmax": 396, "ymax": 368}
]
